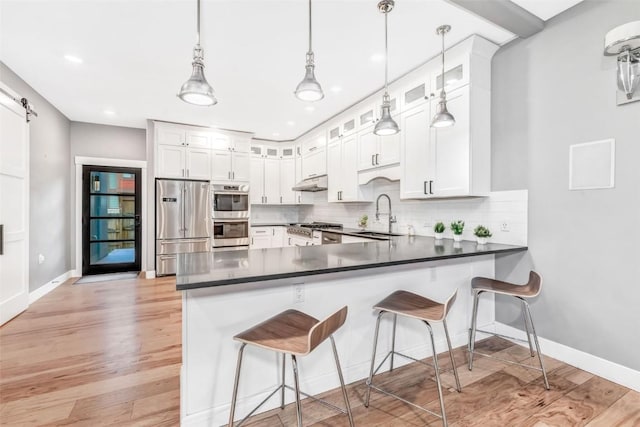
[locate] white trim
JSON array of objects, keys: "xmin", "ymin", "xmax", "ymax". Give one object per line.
[
  {"xmin": 495, "ymin": 322, "xmax": 640, "ymax": 392},
  {"xmin": 145, "ymin": 270, "xmax": 156, "ymax": 279},
  {"xmin": 74, "ymin": 156, "xmax": 148, "ymax": 276},
  {"xmin": 29, "ymin": 270, "xmax": 74, "ymax": 304}
]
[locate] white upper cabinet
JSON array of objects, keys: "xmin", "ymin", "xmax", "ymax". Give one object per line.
[
  {"xmin": 156, "ymin": 124, "xmax": 186, "ymax": 146},
  {"xmin": 327, "ymin": 134, "xmax": 371, "ymax": 203},
  {"xmin": 155, "ymin": 123, "xmax": 212, "ymax": 179},
  {"xmin": 398, "ymin": 36, "xmax": 496, "ymax": 199},
  {"xmin": 280, "ymin": 157, "xmax": 296, "ymax": 204},
  {"xmin": 157, "ymin": 144, "xmax": 186, "ymax": 178},
  {"xmin": 211, "ymin": 135, "xmax": 251, "ymax": 183},
  {"xmin": 300, "ymin": 132, "xmax": 326, "ymax": 179},
  {"xmin": 250, "ymin": 156, "xmax": 265, "ymax": 205},
  {"xmin": 154, "ymin": 122, "xmax": 253, "ymax": 182},
  {"xmin": 357, "ymin": 127, "xmax": 378, "ymax": 171}
]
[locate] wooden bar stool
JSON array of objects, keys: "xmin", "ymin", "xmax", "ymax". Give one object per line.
[
  {"xmin": 468, "ymin": 271, "xmax": 550, "ymax": 390},
  {"xmin": 228, "ymin": 306, "xmax": 354, "ymax": 427},
  {"xmin": 364, "ymin": 290, "xmax": 461, "ymax": 427}
]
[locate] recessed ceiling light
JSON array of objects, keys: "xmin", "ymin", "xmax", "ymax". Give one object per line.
[
  {"xmin": 103, "ymin": 110, "xmax": 116, "ymax": 116},
  {"xmin": 64, "ymin": 54, "xmax": 83, "ymax": 64},
  {"xmin": 370, "ymin": 53, "xmax": 385, "ymax": 62},
  {"xmin": 304, "ymin": 106, "xmax": 315, "ymax": 112},
  {"xmin": 272, "ymin": 132, "xmax": 280, "ymax": 137},
  {"xmin": 330, "ymin": 86, "xmax": 342, "ymax": 93},
  {"xmin": 287, "ymin": 121, "xmax": 295, "ymax": 126}
]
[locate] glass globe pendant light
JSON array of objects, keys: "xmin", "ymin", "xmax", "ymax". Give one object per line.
[
  {"xmin": 374, "ymin": 0, "xmax": 400, "ymax": 136},
  {"xmin": 431, "ymin": 25, "xmax": 455, "ymax": 128},
  {"xmin": 295, "ymin": 0, "xmax": 324, "ymax": 102},
  {"xmin": 178, "ymin": 0, "xmax": 217, "ymax": 106}
]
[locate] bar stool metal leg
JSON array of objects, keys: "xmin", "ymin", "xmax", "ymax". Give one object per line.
[
  {"xmin": 365, "ymin": 311, "xmax": 384, "ymax": 407},
  {"xmin": 330, "ymin": 336, "xmax": 355, "ymax": 427},
  {"xmin": 443, "ymin": 318, "xmax": 462, "ymax": 392},
  {"xmin": 291, "ymin": 355, "xmax": 303, "ymax": 427},
  {"xmin": 280, "ymin": 353, "xmax": 286, "ymax": 409},
  {"xmin": 228, "ymin": 343, "xmax": 247, "ymax": 427},
  {"xmin": 390, "ymin": 313, "xmax": 398, "ymax": 372},
  {"xmin": 468, "ymin": 291, "xmax": 480, "ymax": 371},
  {"xmin": 424, "ymin": 321, "xmax": 448, "ymax": 427},
  {"xmin": 523, "ymin": 301, "xmax": 550, "ymax": 390},
  {"xmin": 521, "ymin": 300, "xmax": 535, "ymax": 357}
]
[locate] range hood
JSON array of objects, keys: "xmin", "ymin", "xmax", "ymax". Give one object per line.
[{"xmin": 292, "ymin": 174, "xmax": 328, "ymax": 192}]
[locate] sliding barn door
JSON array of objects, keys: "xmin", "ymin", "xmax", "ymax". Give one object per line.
[{"xmin": 0, "ymin": 82, "xmax": 29, "ymax": 325}]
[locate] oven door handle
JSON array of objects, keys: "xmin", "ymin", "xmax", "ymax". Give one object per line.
[
  {"xmin": 213, "ymin": 219, "xmax": 250, "ymax": 223},
  {"xmin": 213, "ymin": 191, "xmax": 249, "ymax": 196}
]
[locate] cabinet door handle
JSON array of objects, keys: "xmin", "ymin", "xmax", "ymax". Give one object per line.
[
  {"xmin": 298, "ymin": 195, "xmax": 301, "ymax": 203},
  {"xmin": 371, "ymin": 154, "xmax": 375, "ymax": 166},
  {"xmin": 280, "ymin": 196, "xmax": 282, "ymax": 204},
  {"xmin": 0, "ymin": 224, "xmax": 3, "ymax": 255},
  {"xmin": 187, "ymin": 169, "xmax": 190, "ymax": 177},
  {"xmin": 375, "ymin": 154, "xmax": 379, "ymax": 165},
  {"xmin": 288, "ymin": 237, "xmax": 291, "ymax": 245},
  {"xmin": 232, "ymin": 171, "xmax": 235, "ymax": 179},
  {"xmin": 429, "ymin": 180, "xmax": 433, "ymax": 195},
  {"xmin": 424, "ymin": 181, "xmax": 428, "ymax": 195},
  {"xmin": 251, "ymin": 237, "xmax": 254, "ymax": 245},
  {"xmin": 309, "ymin": 146, "xmax": 318, "ymax": 152},
  {"xmin": 265, "ymin": 196, "xmax": 267, "ymax": 204},
  {"xmin": 182, "ymin": 168, "xmax": 185, "ymax": 177}
]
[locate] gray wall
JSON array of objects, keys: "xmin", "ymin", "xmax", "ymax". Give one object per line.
[
  {"xmin": 0, "ymin": 62, "xmax": 72, "ymax": 292},
  {"xmin": 69, "ymin": 122, "xmax": 146, "ymax": 271},
  {"xmin": 492, "ymin": 0, "xmax": 640, "ymax": 370}
]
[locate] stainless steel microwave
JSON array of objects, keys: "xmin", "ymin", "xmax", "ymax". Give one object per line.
[
  {"xmin": 212, "ymin": 220, "xmax": 249, "ymax": 248},
  {"xmin": 212, "ymin": 184, "xmax": 249, "ymax": 219}
]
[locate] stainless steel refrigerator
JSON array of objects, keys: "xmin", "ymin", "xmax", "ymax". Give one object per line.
[{"xmin": 156, "ymin": 179, "xmax": 211, "ymax": 276}]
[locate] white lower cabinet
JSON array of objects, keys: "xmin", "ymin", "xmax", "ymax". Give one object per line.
[{"xmin": 250, "ymin": 226, "xmax": 286, "ymax": 248}]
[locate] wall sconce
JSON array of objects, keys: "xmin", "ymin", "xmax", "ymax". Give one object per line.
[{"xmin": 604, "ymin": 21, "xmax": 640, "ymax": 105}]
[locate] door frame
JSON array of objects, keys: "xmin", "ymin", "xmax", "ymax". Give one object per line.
[
  {"xmin": 74, "ymin": 156, "xmax": 147, "ymax": 277},
  {"xmin": 81, "ymin": 165, "xmax": 142, "ymax": 275}
]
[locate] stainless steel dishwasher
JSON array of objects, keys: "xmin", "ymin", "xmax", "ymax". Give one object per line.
[{"xmin": 321, "ymin": 231, "xmax": 343, "ymax": 244}]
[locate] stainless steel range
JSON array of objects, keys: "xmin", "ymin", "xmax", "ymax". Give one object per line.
[{"xmin": 286, "ymin": 222, "xmax": 342, "ymax": 247}]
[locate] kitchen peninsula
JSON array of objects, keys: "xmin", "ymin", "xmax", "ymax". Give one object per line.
[{"xmin": 177, "ymin": 236, "xmax": 526, "ymax": 426}]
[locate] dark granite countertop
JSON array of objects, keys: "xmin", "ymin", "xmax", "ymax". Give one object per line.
[{"xmin": 176, "ymin": 236, "xmax": 527, "ymax": 291}]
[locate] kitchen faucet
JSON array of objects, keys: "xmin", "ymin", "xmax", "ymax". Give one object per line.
[{"xmin": 375, "ymin": 193, "xmax": 397, "ymax": 234}]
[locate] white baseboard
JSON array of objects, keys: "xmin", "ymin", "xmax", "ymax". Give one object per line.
[
  {"xmin": 495, "ymin": 322, "xmax": 640, "ymax": 392},
  {"xmin": 144, "ymin": 270, "xmax": 156, "ymax": 279},
  {"xmin": 29, "ymin": 270, "xmax": 74, "ymax": 304}
]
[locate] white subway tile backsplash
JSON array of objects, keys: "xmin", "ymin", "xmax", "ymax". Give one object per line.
[{"xmin": 251, "ymin": 180, "xmax": 528, "ymax": 246}]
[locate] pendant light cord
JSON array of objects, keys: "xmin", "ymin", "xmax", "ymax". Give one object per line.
[
  {"xmin": 196, "ymin": 0, "xmax": 201, "ymax": 46},
  {"xmin": 440, "ymin": 29, "xmax": 446, "ymax": 98},
  {"xmin": 308, "ymin": 0, "xmax": 312, "ymax": 54},
  {"xmin": 384, "ymin": 10, "xmax": 389, "ymax": 95}
]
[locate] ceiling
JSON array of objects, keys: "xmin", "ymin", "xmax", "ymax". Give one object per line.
[
  {"xmin": 510, "ymin": 0, "xmax": 584, "ymax": 21},
  {"xmin": 0, "ymin": 1, "xmax": 578, "ymax": 141}
]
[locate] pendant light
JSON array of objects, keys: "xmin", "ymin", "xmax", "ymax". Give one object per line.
[
  {"xmin": 295, "ymin": 0, "xmax": 324, "ymax": 102},
  {"xmin": 431, "ymin": 25, "xmax": 455, "ymax": 128},
  {"xmin": 374, "ymin": 0, "xmax": 400, "ymax": 136},
  {"xmin": 178, "ymin": 0, "xmax": 217, "ymax": 106}
]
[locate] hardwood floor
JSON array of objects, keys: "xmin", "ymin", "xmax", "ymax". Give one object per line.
[
  {"xmin": 0, "ymin": 276, "xmax": 181, "ymax": 426},
  {"xmin": 1, "ymin": 275, "xmax": 639, "ymax": 426}
]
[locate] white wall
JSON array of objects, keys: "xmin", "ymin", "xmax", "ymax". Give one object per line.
[
  {"xmin": 69, "ymin": 122, "xmax": 146, "ymax": 273},
  {"xmin": 491, "ymin": 0, "xmax": 640, "ymax": 371},
  {"xmin": 0, "ymin": 62, "xmax": 72, "ymax": 292}
]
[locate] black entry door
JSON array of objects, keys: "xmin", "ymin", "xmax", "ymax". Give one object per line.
[{"xmin": 82, "ymin": 165, "xmax": 142, "ymax": 275}]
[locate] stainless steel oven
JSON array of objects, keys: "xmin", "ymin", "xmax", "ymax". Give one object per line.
[
  {"xmin": 212, "ymin": 219, "xmax": 249, "ymax": 248},
  {"xmin": 212, "ymin": 184, "xmax": 249, "ymax": 219}
]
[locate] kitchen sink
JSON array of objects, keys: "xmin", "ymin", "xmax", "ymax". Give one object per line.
[{"xmin": 353, "ymin": 231, "xmax": 403, "ymax": 238}]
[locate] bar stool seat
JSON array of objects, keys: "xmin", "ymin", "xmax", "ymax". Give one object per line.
[
  {"xmin": 365, "ymin": 290, "xmax": 461, "ymax": 427},
  {"xmin": 468, "ymin": 271, "xmax": 549, "ymax": 390},
  {"xmin": 228, "ymin": 307, "xmax": 354, "ymax": 427},
  {"xmin": 373, "ymin": 290, "xmax": 447, "ymax": 322},
  {"xmin": 234, "ymin": 309, "xmax": 319, "ymax": 355}
]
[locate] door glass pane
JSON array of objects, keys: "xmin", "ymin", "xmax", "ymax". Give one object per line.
[
  {"xmin": 90, "ymin": 195, "xmax": 135, "ymax": 217},
  {"xmin": 343, "ymin": 119, "xmax": 355, "ymax": 132},
  {"xmin": 360, "ymin": 110, "xmax": 374, "ymax": 126},
  {"xmin": 90, "ymin": 171, "xmax": 135, "ymax": 194},
  {"xmin": 90, "ymin": 218, "xmax": 136, "ymax": 241},
  {"xmin": 329, "ymin": 127, "xmax": 340, "ymax": 139},
  {"xmin": 90, "ymin": 241, "xmax": 135, "ymax": 265}
]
